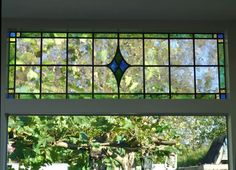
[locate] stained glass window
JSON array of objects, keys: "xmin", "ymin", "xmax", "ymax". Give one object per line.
[{"xmin": 8, "ymin": 32, "xmax": 226, "ymax": 99}]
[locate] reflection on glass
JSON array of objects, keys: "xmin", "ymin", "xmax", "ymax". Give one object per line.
[
  {"xmin": 94, "ymin": 39, "xmax": 117, "ymax": 65},
  {"xmin": 120, "ymin": 39, "xmax": 143, "ymax": 65},
  {"xmin": 145, "ymin": 67, "xmax": 169, "ymax": 93},
  {"xmin": 42, "ymin": 39, "xmax": 66, "ymax": 64},
  {"xmin": 68, "ymin": 39, "xmax": 92, "ymax": 65},
  {"xmin": 16, "ymin": 38, "xmax": 41, "ymax": 64},
  {"xmin": 42, "ymin": 66, "xmax": 66, "ymax": 93},
  {"xmin": 94, "ymin": 67, "xmax": 117, "ymax": 93},
  {"xmin": 195, "ymin": 40, "xmax": 217, "ymax": 65},
  {"xmin": 171, "ymin": 67, "xmax": 194, "ymax": 93},
  {"xmin": 196, "ymin": 67, "xmax": 219, "ymax": 93},
  {"xmin": 16, "ymin": 66, "xmax": 40, "ymax": 93},
  {"xmin": 170, "ymin": 40, "xmax": 193, "ymax": 65},
  {"xmin": 68, "ymin": 67, "xmax": 92, "ymax": 93},
  {"xmin": 120, "ymin": 67, "xmax": 143, "ymax": 93},
  {"xmin": 145, "ymin": 39, "xmax": 168, "ymax": 65}
]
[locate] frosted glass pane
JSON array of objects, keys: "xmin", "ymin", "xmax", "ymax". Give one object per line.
[
  {"xmin": 68, "ymin": 67, "xmax": 92, "ymax": 93},
  {"xmin": 120, "ymin": 39, "xmax": 143, "ymax": 65},
  {"xmin": 16, "ymin": 38, "xmax": 41, "ymax": 64},
  {"xmin": 145, "ymin": 67, "xmax": 169, "ymax": 93},
  {"xmin": 94, "ymin": 39, "xmax": 117, "ymax": 65},
  {"xmin": 195, "ymin": 40, "xmax": 217, "ymax": 65},
  {"xmin": 16, "ymin": 66, "xmax": 40, "ymax": 93},
  {"xmin": 196, "ymin": 67, "xmax": 219, "ymax": 93},
  {"xmin": 145, "ymin": 40, "xmax": 168, "ymax": 65},
  {"xmin": 120, "ymin": 67, "xmax": 143, "ymax": 93},
  {"xmin": 68, "ymin": 39, "xmax": 92, "ymax": 64},
  {"xmin": 171, "ymin": 67, "xmax": 194, "ymax": 93},
  {"xmin": 94, "ymin": 67, "xmax": 117, "ymax": 93},
  {"xmin": 42, "ymin": 39, "xmax": 66, "ymax": 64},
  {"xmin": 170, "ymin": 40, "xmax": 193, "ymax": 65}
]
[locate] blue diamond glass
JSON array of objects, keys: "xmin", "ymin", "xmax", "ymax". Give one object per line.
[
  {"xmin": 109, "ymin": 60, "xmax": 118, "ymax": 72},
  {"xmin": 107, "ymin": 46, "xmax": 130, "ymax": 85},
  {"xmin": 120, "ymin": 60, "xmax": 129, "ymax": 72}
]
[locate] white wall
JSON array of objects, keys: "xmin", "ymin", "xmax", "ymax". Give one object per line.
[{"xmin": 1, "ymin": 19, "xmax": 236, "ymax": 170}]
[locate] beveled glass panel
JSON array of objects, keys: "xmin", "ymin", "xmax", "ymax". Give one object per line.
[
  {"xmin": 94, "ymin": 94, "xmax": 118, "ymax": 99},
  {"xmin": 120, "ymin": 94, "xmax": 143, "ymax": 99},
  {"xmin": 94, "ymin": 67, "xmax": 117, "ymax": 93},
  {"xmin": 68, "ymin": 33, "xmax": 92, "ymax": 38},
  {"xmin": 21, "ymin": 32, "xmax": 41, "ymax": 38},
  {"xmin": 171, "ymin": 94, "xmax": 195, "ymax": 99},
  {"xmin": 9, "ymin": 43, "xmax": 15, "ymax": 64},
  {"xmin": 42, "ymin": 39, "xmax": 66, "ymax": 64},
  {"xmin": 68, "ymin": 67, "xmax": 92, "ymax": 93},
  {"xmin": 16, "ymin": 38, "xmax": 41, "ymax": 64},
  {"xmin": 94, "ymin": 39, "xmax": 117, "ymax": 65},
  {"xmin": 41, "ymin": 94, "xmax": 66, "ymax": 99},
  {"xmin": 8, "ymin": 66, "xmax": 15, "ymax": 89},
  {"xmin": 120, "ymin": 67, "xmax": 143, "ymax": 93},
  {"xmin": 68, "ymin": 94, "xmax": 92, "ymax": 99},
  {"xmin": 18, "ymin": 94, "xmax": 40, "ymax": 99},
  {"xmin": 220, "ymin": 67, "xmax": 225, "ymax": 89},
  {"xmin": 144, "ymin": 34, "xmax": 168, "ymax": 39},
  {"xmin": 195, "ymin": 40, "xmax": 217, "ymax": 65},
  {"xmin": 68, "ymin": 39, "xmax": 92, "ymax": 65},
  {"xmin": 42, "ymin": 66, "xmax": 66, "ymax": 93},
  {"xmin": 15, "ymin": 66, "xmax": 40, "ymax": 93},
  {"xmin": 170, "ymin": 40, "xmax": 193, "ymax": 65},
  {"xmin": 94, "ymin": 33, "xmax": 118, "ymax": 38},
  {"xmin": 196, "ymin": 67, "xmax": 219, "ymax": 93},
  {"xmin": 219, "ymin": 43, "xmax": 225, "ymax": 65},
  {"xmin": 119, "ymin": 34, "xmax": 143, "ymax": 38},
  {"xmin": 171, "ymin": 67, "xmax": 194, "ymax": 93},
  {"xmin": 43, "ymin": 33, "xmax": 67, "ymax": 37},
  {"xmin": 170, "ymin": 34, "xmax": 193, "ymax": 38},
  {"xmin": 145, "ymin": 67, "xmax": 169, "ymax": 93},
  {"xmin": 196, "ymin": 94, "xmax": 216, "ymax": 99},
  {"xmin": 120, "ymin": 39, "xmax": 143, "ymax": 65},
  {"xmin": 194, "ymin": 34, "xmax": 213, "ymax": 39},
  {"xmin": 145, "ymin": 39, "xmax": 168, "ymax": 65}
]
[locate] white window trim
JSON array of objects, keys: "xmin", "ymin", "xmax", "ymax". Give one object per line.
[{"xmin": 1, "ymin": 19, "xmax": 236, "ymax": 170}]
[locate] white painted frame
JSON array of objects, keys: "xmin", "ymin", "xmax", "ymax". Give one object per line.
[{"xmin": 1, "ymin": 19, "xmax": 236, "ymax": 170}]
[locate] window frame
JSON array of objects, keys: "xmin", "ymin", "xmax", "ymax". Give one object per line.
[{"xmin": 1, "ymin": 19, "xmax": 236, "ymax": 170}]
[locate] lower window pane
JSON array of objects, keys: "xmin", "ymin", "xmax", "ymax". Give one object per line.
[{"xmin": 8, "ymin": 115, "xmax": 228, "ymax": 170}]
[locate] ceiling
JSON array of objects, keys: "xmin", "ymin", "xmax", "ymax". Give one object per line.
[{"xmin": 2, "ymin": 0, "xmax": 236, "ymax": 20}]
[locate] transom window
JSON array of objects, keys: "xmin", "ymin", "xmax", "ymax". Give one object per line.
[{"xmin": 8, "ymin": 32, "xmax": 226, "ymax": 99}]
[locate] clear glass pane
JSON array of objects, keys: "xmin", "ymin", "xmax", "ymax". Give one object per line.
[
  {"xmin": 120, "ymin": 39, "xmax": 143, "ymax": 65},
  {"xmin": 68, "ymin": 39, "xmax": 92, "ymax": 65},
  {"xmin": 16, "ymin": 38, "xmax": 41, "ymax": 64},
  {"xmin": 145, "ymin": 67, "xmax": 169, "ymax": 93},
  {"xmin": 68, "ymin": 67, "xmax": 92, "ymax": 93},
  {"xmin": 42, "ymin": 39, "xmax": 66, "ymax": 64},
  {"xmin": 42, "ymin": 66, "xmax": 66, "ymax": 93},
  {"xmin": 94, "ymin": 39, "xmax": 117, "ymax": 65},
  {"xmin": 170, "ymin": 40, "xmax": 193, "ymax": 65},
  {"xmin": 145, "ymin": 39, "xmax": 168, "ymax": 65},
  {"xmin": 171, "ymin": 67, "xmax": 194, "ymax": 93},
  {"xmin": 195, "ymin": 40, "xmax": 217, "ymax": 65},
  {"xmin": 15, "ymin": 66, "xmax": 40, "ymax": 93},
  {"xmin": 120, "ymin": 67, "xmax": 143, "ymax": 93},
  {"xmin": 196, "ymin": 67, "xmax": 219, "ymax": 93},
  {"xmin": 94, "ymin": 67, "xmax": 117, "ymax": 93}
]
